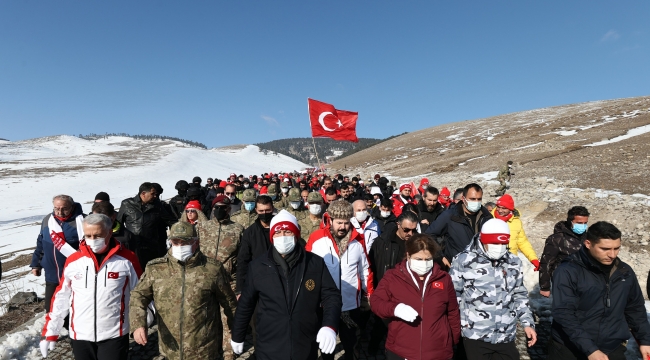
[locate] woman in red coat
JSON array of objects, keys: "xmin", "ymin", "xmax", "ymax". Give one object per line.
[{"xmin": 370, "ymin": 233, "xmax": 460, "ymax": 360}]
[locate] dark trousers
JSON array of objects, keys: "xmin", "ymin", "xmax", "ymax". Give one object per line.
[
  {"xmin": 463, "ymin": 338, "xmax": 519, "ymax": 360},
  {"xmin": 45, "ymin": 282, "xmax": 68, "ymax": 329},
  {"xmin": 367, "ymin": 314, "xmax": 388, "ymax": 354},
  {"xmin": 547, "ymin": 339, "xmax": 627, "ymax": 360},
  {"xmin": 385, "ymin": 349, "xmax": 405, "ymax": 360},
  {"xmin": 322, "ymin": 308, "xmax": 361, "ymax": 360},
  {"xmin": 71, "ymin": 335, "xmax": 129, "ymax": 360}
]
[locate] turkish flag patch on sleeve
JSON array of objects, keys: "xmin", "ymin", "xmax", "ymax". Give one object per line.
[
  {"xmin": 432, "ymin": 281, "xmax": 444, "ymax": 289},
  {"xmin": 107, "ymin": 272, "xmax": 119, "ymax": 279}
]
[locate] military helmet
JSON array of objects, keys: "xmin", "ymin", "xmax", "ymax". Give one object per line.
[
  {"xmin": 168, "ymin": 222, "xmax": 197, "ymax": 240},
  {"xmin": 242, "ymin": 189, "xmax": 257, "ymax": 202},
  {"xmin": 288, "ymin": 188, "xmax": 302, "ymax": 202},
  {"xmin": 268, "ymin": 183, "xmax": 278, "ymax": 194},
  {"xmin": 280, "ymin": 181, "xmax": 290, "ymax": 188},
  {"xmin": 307, "ymin": 191, "xmax": 324, "ymax": 203}
]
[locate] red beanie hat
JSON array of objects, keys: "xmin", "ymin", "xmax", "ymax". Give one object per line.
[
  {"xmin": 496, "ymin": 194, "xmax": 515, "ymax": 211},
  {"xmin": 480, "ymin": 219, "xmax": 510, "ymax": 244},
  {"xmin": 185, "ymin": 200, "xmax": 201, "ymax": 211},
  {"xmin": 440, "ymin": 187, "xmax": 450, "ymax": 196},
  {"xmin": 419, "ymin": 178, "xmax": 429, "ymax": 186},
  {"xmin": 211, "ymin": 194, "xmax": 231, "ymax": 208},
  {"xmin": 219, "ymin": 180, "xmax": 228, "ymax": 188}
]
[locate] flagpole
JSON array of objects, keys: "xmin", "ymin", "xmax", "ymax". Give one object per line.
[{"xmin": 308, "ymin": 98, "xmax": 323, "ymax": 172}]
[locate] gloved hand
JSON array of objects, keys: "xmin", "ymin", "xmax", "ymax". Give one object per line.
[
  {"xmin": 394, "ymin": 303, "xmax": 418, "ymax": 322},
  {"xmin": 40, "ymin": 340, "xmax": 56, "ymax": 358},
  {"xmin": 531, "ymin": 260, "xmax": 540, "ymax": 272},
  {"xmin": 230, "ymin": 340, "xmax": 244, "ymax": 355},
  {"xmin": 316, "ymin": 327, "xmax": 337, "ymax": 354},
  {"xmin": 146, "ymin": 301, "xmax": 156, "ymax": 327}
]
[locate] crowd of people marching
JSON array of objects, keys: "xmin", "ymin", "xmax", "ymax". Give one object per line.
[{"xmin": 27, "ymin": 169, "xmax": 650, "ymax": 360}]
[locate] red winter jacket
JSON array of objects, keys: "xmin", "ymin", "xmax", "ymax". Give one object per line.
[{"xmin": 370, "ymin": 260, "xmax": 460, "ymax": 360}]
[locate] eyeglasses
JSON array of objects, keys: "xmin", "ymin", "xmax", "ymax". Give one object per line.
[
  {"xmin": 401, "ymin": 227, "xmax": 417, "ymax": 233},
  {"xmin": 53, "ymin": 207, "xmax": 71, "ymax": 212},
  {"xmin": 225, "ymin": 192, "xmax": 235, "ymax": 196}
]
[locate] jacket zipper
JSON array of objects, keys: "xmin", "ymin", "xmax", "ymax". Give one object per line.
[
  {"xmin": 94, "ymin": 271, "xmax": 98, "ymax": 342},
  {"xmin": 180, "ymin": 264, "xmax": 186, "ymax": 360},
  {"xmin": 420, "ymin": 284, "xmax": 425, "ymax": 360},
  {"xmin": 85, "ymin": 266, "xmax": 88, "ymax": 288}
]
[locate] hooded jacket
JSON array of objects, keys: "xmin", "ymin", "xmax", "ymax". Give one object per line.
[
  {"xmin": 42, "ymin": 238, "xmax": 142, "ymax": 342},
  {"xmin": 371, "ymin": 261, "xmax": 460, "ymax": 360},
  {"xmin": 538, "ymin": 221, "xmax": 586, "ymax": 291},
  {"xmin": 490, "ymin": 208, "xmax": 538, "ymax": 262},
  {"xmin": 551, "ymin": 247, "xmax": 650, "ymax": 356},
  {"xmin": 449, "ymin": 234, "xmax": 534, "ymax": 344},
  {"xmin": 425, "ymin": 203, "xmax": 492, "ymax": 261},
  {"xmin": 371, "ymin": 207, "xmax": 397, "ymax": 235},
  {"xmin": 30, "ymin": 203, "xmax": 85, "ymax": 284},
  {"xmin": 417, "ymin": 200, "xmax": 445, "ymax": 227},
  {"xmin": 306, "ymin": 226, "xmax": 372, "ymax": 311}
]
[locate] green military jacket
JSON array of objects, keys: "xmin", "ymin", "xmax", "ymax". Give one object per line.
[
  {"xmin": 129, "ymin": 250, "xmax": 237, "ymax": 360},
  {"xmin": 230, "ymin": 209, "xmax": 258, "ymax": 229},
  {"xmin": 196, "ymin": 218, "xmax": 243, "ymax": 284},
  {"xmin": 298, "ymin": 215, "xmax": 322, "ymax": 240}
]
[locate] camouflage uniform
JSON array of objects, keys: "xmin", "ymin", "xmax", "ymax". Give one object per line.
[
  {"xmin": 284, "ymin": 188, "xmax": 308, "ymax": 221},
  {"xmin": 197, "ymin": 217, "xmax": 243, "ymax": 360},
  {"xmin": 496, "ymin": 163, "xmax": 512, "ymax": 195},
  {"xmin": 449, "ymin": 234, "xmax": 534, "ymax": 344},
  {"xmin": 129, "ymin": 249, "xmax": 237, "ymax": 360},
  {"xmin": 268, "ymin": 184, "xmax": 285, "ymax": 209},
  {"xmin": 230, "ymin": 189, "xmax": 258, "ymax": 229},
  {"xmin": 299, "ymin": 192, "xmax": 324, "ymax": 240}
]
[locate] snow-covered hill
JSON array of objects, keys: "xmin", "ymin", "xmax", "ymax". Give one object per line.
[{"xmin": 0, "ymin": 135, "xmax": 308, "ymax": 303}]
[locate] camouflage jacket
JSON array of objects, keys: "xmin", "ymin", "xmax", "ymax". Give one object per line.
[
  {"xmin": 449, "ymin": 234, "xmax": 534, "ymax": 344},
  {"xmin": 197, "ymin": 218, "xmax": 243, "ymax": 284},
  {"xmin": 285, "ymin": 207, "xmax": 308, "ymax": 222},
  {"xmin": 129, "ymin": 250, "xmax": 237, "ymax": 360},
  {"xmin": 298, "ymin": 216, "xmax": 321, "ymax": 241},
  {"xmin": 273, "ymin": 198, "xmax": 286, "ymax": 210},
  {"xmin": 230, "ymin": 209, "xmax": 258, "ymax": 229},
  {"xmin": 497, "ymin": 165, "xmax": 511, "ymax": 181}
]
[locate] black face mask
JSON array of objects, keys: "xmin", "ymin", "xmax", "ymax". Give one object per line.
[
  {"xmin": 213, "ymin": 206, "xmax": 229, "ymax": 221},
  {"xmin": 258, "ymin": 212, "xmax": 274, "ymax": 224}
]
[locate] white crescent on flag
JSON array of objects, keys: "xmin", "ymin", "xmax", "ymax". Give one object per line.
[{"xmin": 318, "ymin": 112, "xmax": 336, "ymax": 132}]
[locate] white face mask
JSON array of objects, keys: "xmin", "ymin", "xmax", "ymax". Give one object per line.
[
  {"xmin": 243, "ymin": 184, "xmax": 249, "ymax": 189},
  {"xmin": 290, "ymin": 201, "xmax": 301, "ymax": 210},
  {"xmin": 465, "ymin": 200, "xmax": 481, "ymax": 213},
  {"xmin": 355, "ymin": 210, "xmax": 368, "ymax": 223},
  {"xmin": 228, "ymin": 195, "xmax": 235, "ymax": 201},
  {"xmin": 273, "ymin": 235, "xmax": 296, "ymax": 255},
  {"xmin": 380, "ymin": 210, "xmax": 391, "ymax": 218},
  {"xmin": 409, "ymin": 258, "xmax": 433, "ymax": 276},
  {"xmin": 484, "ymin": 244, "xmax": 508, "ymax": 260},
  {"xmin": 171, "ymin": 245, "xmax": 194, "ymax": 262},
  {"xmin": 86, "ymin": 238, "xmax": 108, "ymax": 254},
  {"xmin": 281, "ymin": 188, "xmax": 289, "ymax": 194},
  {"xmin": 309, "ymin": 204, "xmax": 322, "ymax": 215}
]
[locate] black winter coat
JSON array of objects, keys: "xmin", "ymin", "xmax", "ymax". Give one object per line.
[
  {"xmin": 369, "ymin": 228, "xmax": 406, "ymax": 288},
  {"xmin": 538, "ymin": 221, "xmax": 586, "ymax": 291},
  {"xmin": 232, "ymin": 246, "xmax": 342, "ymax": 360},
  {"xmin": 236, "ymin": 219, "xmax": 271, "ymax": 293},
  {"xmin": 116, "ymin": 195, "xmax": 176, "ymax": 250},
  {"xmin": 551, "ymin": 247, "xmax": 650, "ymax": 356},
  {"xmin": 425, "ymin": 204, "xmax": 491, "ymax": 261},
  {"xmin": 417, "ymin": 201, "xmax": 444, "ymax": 228},
  {"xmin": 169, "ymin": 194, "xmax": 188, "ymax": 219},
  {"xmin": 370, "ymin": 207, "xmax": 397, "ymax": 235}
]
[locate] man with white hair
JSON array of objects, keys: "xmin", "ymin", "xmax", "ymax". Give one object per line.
[
  {"xmin": 40, "ymin": 214, "xmax": 142, "ymax": 360},
  {"xmin": 30, "ymin": 194, "xmax": 86, "ymax": 315}
]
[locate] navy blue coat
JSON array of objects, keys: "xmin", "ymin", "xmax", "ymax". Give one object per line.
[
  {"xmin": 551, "ymin": 247, "xmax": 650, "ymax": 356},
  {"xmin": 425, "ymin": 203, "xmax": 492, "ymax": 261},
  {"xmin": 30, "ymin": 203, "xmax": 85, "ymax": 284}
]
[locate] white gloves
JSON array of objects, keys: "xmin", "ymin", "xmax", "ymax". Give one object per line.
[
  {"xmin": 394, "ymin": 303, "xmax": 419, "ymax": 322},
  {"xmin": 316, "ymin": 327, "xmax": 337, "ymax": 354},
  {"xmin": 40, "ymin": 340, "xmax": 56, "ymax": 358},
  {"xmin": 230, "ymin": 340, "xmax": 244, "ymax": 355},
  {"xmin": 146, "ymin": 301, "xmax": 156, "ymax": 327}
]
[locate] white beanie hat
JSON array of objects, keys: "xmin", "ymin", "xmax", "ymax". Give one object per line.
[
  {"xmin": 269, "ymin": 209, "xmax": 300, "ymax": 241},
  {"xmin": 370, "ymin": 186, "xmax": 382, "ymax": 196},
  {"xmin": 480, "ymin": 218, "xmax": 510, "ymax": 245}
]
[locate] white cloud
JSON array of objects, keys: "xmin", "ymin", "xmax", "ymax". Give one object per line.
[
  {"xmin": 261, "ymin": 115, "xmax": 279, "ymax": 126},
  {"xmin": 601, "ymin": 29, "xmax": 620, "ymax": 42}
]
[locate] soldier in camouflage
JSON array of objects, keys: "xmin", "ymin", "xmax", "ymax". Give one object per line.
[
  {"xmin": 230, "ymin": 189, "xmax": 258, "ymax": 229},
  {"xmin": 285, "ymin": 188, "xmax": 308, "ymax": 221},
  {"xmin": 197, "ymin": 194, "xmax": 243, "ymax": 360},
  {"xmin": 496, "ymin": 160, "xmax": 514, "ymax": 196},
  {"xmin": 449, "ymin": 218, "xmax": 536, "ymax": 359},
  {"xmin": 130, "ymin": 221, "xmax": 237, "ymax": 360},
  {"xmin": 299, "ymin": 191, "xmax": 324, "ymax": 240},
  {"xmin": 268, "ymin": 183, "xmax": 285, "ymax": 210}
]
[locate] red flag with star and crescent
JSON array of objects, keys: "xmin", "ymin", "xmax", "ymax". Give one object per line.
[{"xmin": 308, "ymin": 98, "xmax": 359, "ymax": 143}]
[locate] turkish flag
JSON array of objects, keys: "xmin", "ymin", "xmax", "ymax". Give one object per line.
[
  {"xmin": 308, "ymin": 98, "xmax": 359, "ymax": 143},
  {"xmin": 107, "ymin": 272, "xmax": 119, "ymax": 279},
  {"xmin": 432, "ymin": 281, "xmax": 444, "ymax": 290}
]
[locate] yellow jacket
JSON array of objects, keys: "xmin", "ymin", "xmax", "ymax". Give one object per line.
[{"xmin": 491, "ymin": 208, "xmax": 538, "ymax": 262}]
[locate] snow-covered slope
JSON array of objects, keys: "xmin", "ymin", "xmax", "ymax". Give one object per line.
[{"xmin": 0, "ymin": 135, "xmax": 307, "ymax": 303}]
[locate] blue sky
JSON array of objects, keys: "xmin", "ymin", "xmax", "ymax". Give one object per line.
[{"xmin": 1, "ymin": 1, "xmax": 648, "ymax": 147}]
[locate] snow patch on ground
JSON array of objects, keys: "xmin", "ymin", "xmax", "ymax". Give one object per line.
[
  {"xmin": 513, "ymin": 142, "xmax": 544, "ymax": 151},
  {"xmin": 473, "ymin": 171, "xmax": 499, "ymax": 181},
  {"xmin": 585, "ymin": 124, "xmax": 650, "ymax": 147},
  {"xmin": 0, "ymin": 316, "xmax": 46, "ymax": 360},
  {"xmin": 554, "ymin": 130, "xmax": 577, "ymax": 136}
]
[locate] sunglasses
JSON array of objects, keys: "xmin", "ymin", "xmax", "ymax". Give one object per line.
[
  {"xmin": 185, "ymin": 210, "xmax": 197, "ymax": 213},
  {"xmin": 401, "ymin": 227, "xmax": 417, "ymax": 233},
  {"xmin": 225, "ymin": 192, "xmax": 235, "ymax": 196}
]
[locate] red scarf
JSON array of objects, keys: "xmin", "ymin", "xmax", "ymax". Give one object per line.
[{"xmin": 494, "ymin": 211, "xmax": 513, "ymax": 222}]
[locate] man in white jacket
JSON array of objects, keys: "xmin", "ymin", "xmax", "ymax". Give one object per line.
[
  {"xmin": 40, "ymin": 214, "xmax": 142, "ymax": 360},
  {"xmin": 306, "ymin": 200, "xmax": 372, "ymax": 360}
]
